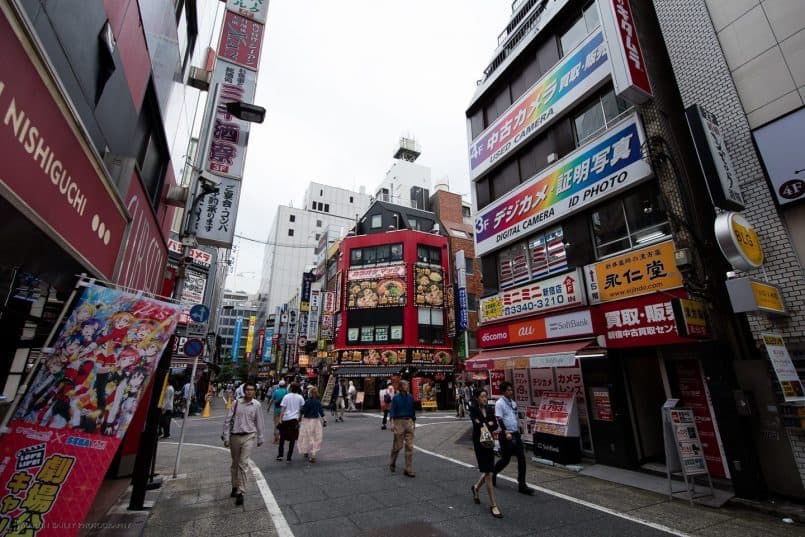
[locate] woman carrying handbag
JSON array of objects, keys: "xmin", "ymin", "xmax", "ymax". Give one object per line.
[{"xmin": 469, "ymin": 389, "xmax": 503, "ymax": 518}]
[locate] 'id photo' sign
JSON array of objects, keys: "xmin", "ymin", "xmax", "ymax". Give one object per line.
[{"xmin": 0, "ymin": 284, "xmax": 180, "ymax": 536}]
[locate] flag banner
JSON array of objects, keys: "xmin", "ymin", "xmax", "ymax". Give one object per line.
[{"xmin": 0, "ymin": 284, "xmax": 180, "ymax": 536}]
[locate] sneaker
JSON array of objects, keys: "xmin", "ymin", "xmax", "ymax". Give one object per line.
[
  {"xmin": 275, "ymin": 456, "xmax": 283, "ymax": 462},
  {"xmin": 230, "ymin": 488, "xmax": 238, "ymax": 498},
  {"xmin": 235, "ymin": 493, "xmax": 244, "ymax": 506},
  {"xmin": 286, "ymin": 459, "xmax": 292, "ymax": 464}
]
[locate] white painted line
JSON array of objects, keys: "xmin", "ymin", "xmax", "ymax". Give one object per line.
[
  {"xmin": 413, "ymin": 446, "xmax": 691, "ymax": 537},
  {"xmin": 163, "ymin": 442, "xmax": 294, "ymax": 537},
  {"xmin": 249, "ymin": 459, "xmax": 294, "ymax": 537}
]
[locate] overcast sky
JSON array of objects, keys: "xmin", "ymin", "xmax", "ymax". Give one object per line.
[{"xmin": 225, "ymin": 0, "xmax": 513, "ymax": 293}]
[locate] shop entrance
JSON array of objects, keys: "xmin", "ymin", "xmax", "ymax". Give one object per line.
[
  {"xmin": 623, "ymin": 352, "xmax": 667, "ymax": 466},
  {"xmin": 582, "ymin": 355, "xmax": 636, "ymax": 467}
]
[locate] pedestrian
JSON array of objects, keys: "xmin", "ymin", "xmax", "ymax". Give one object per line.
[
  {"xmin": 277, "ymin": 382, "xmax": 305, "ymax": 463},
  {"xmin": 181, "ymin": 380, "xmax": 193, "ymax": 414},
  {"xmin": 493, "ymin": 382, "xmax": 535, "ymax": 495},
  {"xmin": 222, "ymin": 381, "xmax": 265, "ymax": 506},
  {"xmin": 270, "ymin": 380, "xmax": 288, "ymax": 444},
  {"xmin": 235, "ymin": 381, "xmax": 245, "ymax": 400},
  {"xmin": 380, "ymin": 379, "xmax": 395, "ymax": 430},
  {"xmin": 298, "ymin": 386, "xmax": 326, "ymax": 463},
  {"xmin": 333, "ymin": 378, "xmax": 347, "ymax": 422},
  {"xmin": 470, "ymin": 389, "xmax": 503, "ymax": 518},
  {"xmin": 159, "ymin": 381, "xmax": 174, "ymax": 439},
  {"xmin": 388, "ymin": 379, "xmax": 416, "ymax": 477},
  {"xmin": 347, "ymin": 380, "xmax": 357, "ymax": 411},
  {"xmin": 455, "ymin": 383, "xmax": 465, "ymax": 418}
]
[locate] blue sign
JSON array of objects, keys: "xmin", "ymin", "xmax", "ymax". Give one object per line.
[
  {"xmin": 189, "ymin": 304, "xmax": 210, "ymax": 323},
  {"xmin": 184, "ymin": 338, "xmax": 204, "ymax": 358},
  {"xmin": 263, "ymin": 327, "xmax": 274, "ymax": 362},
  {"xmin": 458, "ymin": 287, "xmax": 469, "ymax": 331},
  {"xmin": 231, "ymin": 317, "xmax": 243, "ymax": 362}
]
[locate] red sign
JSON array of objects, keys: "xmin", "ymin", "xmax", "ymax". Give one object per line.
[
  {"xmin": 0, "ymin": 16, "xmax": 128, "ymax": 278},
  {"xmin": 217, "ymin": 11, "xmax": 264, "ymax": 71},
  {"xmin": 673, "ymin": 360, "xmax": 728, "ymax": 478},
  {"xmin": 600, "ymin": 0, "xmax": 652, "ymax": 103},
  {"xmin": 323, "ymin": 291, "xmax": 336, "ymax": 314},
  {"xmin": 256, "ymin": 328, "xmax": 265, "ymax": 358},
  {"xmin": 115, "ymin": 171, "xmax": 168, "ymax": 294},
  {"xmin": 489, "ymin": 370, "xmax": 506, "ymax": 397},
  {"xmin": 477, "ymin": 309, "xmax": 594, "ymax": 348},
  {"xmin": 597, "ymin": 290, "xmax": 689, "ymax": 348}
]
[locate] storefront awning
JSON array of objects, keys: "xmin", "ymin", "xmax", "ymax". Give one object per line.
[{"xmin": 465, "ymin": 340, "xmax": 600, "ymax": 370}]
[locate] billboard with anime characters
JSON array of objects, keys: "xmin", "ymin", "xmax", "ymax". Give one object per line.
[{"xmin": 0, "ymin": 284, "xmax": 180, "ymax": 536}]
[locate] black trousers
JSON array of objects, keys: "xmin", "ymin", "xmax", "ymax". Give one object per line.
[
  {"xmin": 159, "ymin": 410, "xmax": 172, "ymax": 437},
  {"xmin": 493, "ymin": 432, "xmax": 527, "ymax": 487},
  {"xmin": 382, "ymin": 410, "xmax": 389, "ymax": 425}
]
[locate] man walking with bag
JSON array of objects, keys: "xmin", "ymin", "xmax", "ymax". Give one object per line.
[
  {"xmin": 493, "ymin": 382, "xmax": 534, "ymax": 495},
  {"xmin": 223, "ymin": 381, "xmax": 265, "ymax": 506},
  {"xmin": 389, "ymin": 380, "xmax": 416, "ymax": 477}
]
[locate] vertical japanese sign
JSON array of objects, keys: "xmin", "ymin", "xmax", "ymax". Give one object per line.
[
  {"xmin": 256, "ymin": 328, "xmax": 265, "ymax": 360},
  {"xmin": 226, "ymin": 0, "xmax": 270, "ymax": 24},
  {"xmin": 218, "ymin": 11, "xmax": 264, "ymax": 71},
  {"xmin": 597, "ymin": 0, "xmax": 652, "ymax": 104},
  {"xmin": 191, "ymin": 176, "xmax": 241, "ymax": 249},
  {"xmin": 762, "ymin": 333, "xmax": 805, "ymax": 402},
  {"xmin": 0, "ymin": 284, "xmax": 179, "ymax": 536},
  {"xmin": 263, "ymin": 327, "xmax": 274, "ymax": 362},
  {"xmin": 231, "ymin": 317, "xmax": 243, "ymax": 362},
  {"xmin": 244, "ymin": 315, "xmax": 256, "ymax": 360}
]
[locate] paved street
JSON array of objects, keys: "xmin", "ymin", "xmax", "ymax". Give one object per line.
[{"xmin": 155, "ymin": 403, "xmax": 802, "ymax": 537}]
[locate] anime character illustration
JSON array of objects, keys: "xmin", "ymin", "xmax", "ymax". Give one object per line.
[
  {"xmin": 77, "ymin": 318, "xmax": 103, "ymax": 345},
  {"xmin": 46, "ymin": 355, "xmax": 95, "ymax": 429},
  {"xmin": 125, "ymin": 319, "xmax": 158, "ymax": 347},
  {"xmin": 73, "ymin": 302, "xmax": 98, "ymax": 325},
  {"xmin": 138, "ymin": 337, "xmax": 163, "ymax": 368},
  {"xmin": 86, "ymin": 311, "xmax": 136, "ymax": 414},
  {"xmin": 104, "ymin": 366, "xmax": 147, "ymax": 437},
  {"xmin": 15, "ymin": 353, "xmax": 65, "ymax": 424}
]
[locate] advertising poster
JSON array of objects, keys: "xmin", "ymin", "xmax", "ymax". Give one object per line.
[
  {"xmin": 411, "ymin": 377, "xmax": 423, "ymax": 402},
  {"xmin": 0, "ymin": 284, "xmax": 180, "ymax": 536},
  {"xmin": 533, "ymin": 392, "xmax": 575, "ymax": 437},
  {"xmin": 513, "ymin": 369, "xmax": 530, "ymax": 406},
  {"xmin": 489, "ymin": 370, "xmax": 506, "ymax": 397},
  {"xmin": 414, "ymin": 266, "xmax": 445, "ymax": 307},
  {"xmin": 479, "ymin": 269, "xmax": 585, "ymax": 324},
  {"xmin": 673, "ymin": 360, "xmax": 729, "ymax": 478},
  {"xmin": 346, "ymin": 266, "xmax": 406, "ymax": 309},
  {"xmin": 591, "ymin": 387, "xmax": 614, "ymax": 422},
  {"xmin": 762, "ymin": 333, "xmax": 805, "ymax": 402},
  {"xmin": 669, "ymin": 409, "xmax": 708, "ymax": 476},
  {"xmin": 530, "ymin": 368, "xmax": 555, "ymax": 401}
]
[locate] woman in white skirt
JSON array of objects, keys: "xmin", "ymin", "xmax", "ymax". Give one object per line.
[{"xmin": 298, "ymin": 386, "xmax": 326, "ymax": 463}]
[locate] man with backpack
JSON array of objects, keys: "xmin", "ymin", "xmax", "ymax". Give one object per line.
[{"xmin": 380, "ymin": 379, "xmax": 395, "ymax": 430}]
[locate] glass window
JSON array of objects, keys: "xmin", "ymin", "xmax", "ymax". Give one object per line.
[
  {"xmin": 288, "ymin": 229, "xmax": 294, "ymax": 237},
  {"xmin": 591, "ymin": 183, "xmax": 671, "ymax": 258},
  {"xmin": 375, "ymin": 244, "xmax": 390, "ymax": 263},
  {"xmin": 363, "ymin": 247, "xmax": 376, "ymax": 264},
  {"xmin": 371, "ymin": 214, "xmax": 382, "ymax": 228},
  {"xmin": 347, "ymin": 328, "xmax": 359, "ymax": 343},
  {"xmin": 390, "ymin": 243, "xmax": 403, "ymax": 262},
  {"xmin": 315, "ymin": 233, "xmax": 320, "ymax": 241},
  {"xmin": 316, "ymin": 219, "xmax": 322, "ymax": 227},
  {"xmin": 324, "ymin": 204, "xmax": 330, "ymax": 212},
  {"xmin": 467, "ymin": 294, "xmax": 478, "ymax": 311},
  {"xmin": 560, "ymin": 2, "xmax": 600, "ymax": 56},
  {"xmin": 499, "ymin": 227, "xmax": 567, "ymax": 289},
  {"xmin": 350, "ymin": 249, "xmax": 363, "ymax": 266},
  {"xmin": 375, "ymin": 326, "xmax": 388, "ymax": 342},
  {"xmin": 408, "ymin": 218, "xmax": 419, "ymax": 231},
  {"xmin": 462, "ymin": 205, "xmax": 472, "ymax": 218},
  {"xmin": 573, "ymin": 89, "xmax": 631, "ymax": 145},
  {"xmin": 290, "ymin": 214, "xmax": 296, "ymax": 222},
  {"xmin": 417, "ymin": 245, "xmax": 441, "ymax": 264},
  {"xmin": 350, "ymin": 196, "xmax": 354, "ymax": 203},
  {"xmin": 390, "ymin": 325, "xmax": 403, "ymax": 341},
  {"xmin": 465, "ymin": 258, "xmax": 474, "ymax": 275},
  {"xmin": 360, "ymin": 326, "xmax": 374, "ymax": 343}
]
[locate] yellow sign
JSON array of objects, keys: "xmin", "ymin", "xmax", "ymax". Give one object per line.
[
  {"xmin": 244, "ymin": 315, "xmax": 257, "ymax": 357},
  {"xmin": 751, "ymin": 282, "xmax": 785, "ymax": 313},
  {"xmin": 674, "ymin": 298, "xmax": 710, "ymax": 337},
  {"xmin": 731, "ymin": 214, "xmax": 764, "ymax": 267},
  {"xmin": 585, "ymin": 241, "xmax": 683, "ymax": 303},
  {"xmin": 482, "ymin": 296, "xmax": 503, "ymax": 320}
]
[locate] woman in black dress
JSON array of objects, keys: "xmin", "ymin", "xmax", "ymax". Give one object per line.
[{"xmin": 469, "ymin": 389, "xmax": 502, "ymax": 518}]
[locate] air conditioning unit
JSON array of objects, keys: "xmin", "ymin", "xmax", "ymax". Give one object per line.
[
  {"xmin": 547, "ymin": 152, "xmax": 558, "ymax": 164},
  {"xmin": 188, "ymin": 66, "xmax": 211, "ymax": 91}
]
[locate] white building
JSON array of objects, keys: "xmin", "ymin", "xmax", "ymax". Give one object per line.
[
  {"xmin": 374, "ymin": 137, "xmax": 432, "ymax": 210},
  {"xmin": 258, "ymin": 182, "xmax": 371, "ymax": 316}
]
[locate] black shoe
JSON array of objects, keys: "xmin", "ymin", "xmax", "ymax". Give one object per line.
[
  {"xmin": 518, "ymin": 487, "xmax": 535, "ymax": 496},
  {"xmin": 404, "ymin": 471, "xmax": 416, "ymax": 478},
  {"xmin": 381, "ymin": 425, "xmax": 386, "ymax": 430},
  {"xmin": 230, "ymin": 488, "xmax": 238, "ymax": 498},
  {"xmin": 235, "ymin": 493, "xmax": 244, "ymax": 506}
]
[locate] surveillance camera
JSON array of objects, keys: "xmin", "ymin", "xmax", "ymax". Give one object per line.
[{"xmin": 198, "ymin": 174, "xmax": 221, "ymax": 192}]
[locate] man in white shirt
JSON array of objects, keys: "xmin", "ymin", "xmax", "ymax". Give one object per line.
[
  {"xmin": 223, "ymin": 381, "xmax": 265, "ymax": 505},
  {"xmin": 159, "ymin": 382, "xmax": 174, "ymax": 439},
  {"xmin": 493, "ymin": 382, "xmax": 534, "ymax": 495}
]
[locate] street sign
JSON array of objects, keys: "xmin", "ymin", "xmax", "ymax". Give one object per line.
[
  {"xmin": 183, "ymin": 338, "xmax": 205, "ymax": 358},
  {"xmin": 187, "ymin": 321, "xmax": 207, "ymax": 336},
  {"xmin": 189, "ymin": 304, "xmax": 210, "ymax": 323}
]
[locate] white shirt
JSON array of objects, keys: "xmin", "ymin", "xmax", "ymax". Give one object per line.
[{"xmin": 280, "ymin": 393, "xmax": 305, "ymax": 421}]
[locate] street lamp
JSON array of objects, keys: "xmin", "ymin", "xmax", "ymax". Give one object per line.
[{"xmin": 225, "ymin": 101, "xmax": 266, "ymax": 124}]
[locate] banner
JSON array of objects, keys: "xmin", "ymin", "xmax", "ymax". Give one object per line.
[
  {"xmin": 469, "ymin": 29, "xmax": 610, "ymax": 179},
  {"xmin": 0, "ymin": 284, "xmax": 179, "ymax": 536},
  {"xmin": 231, "ymin": 317, "xmax": 243, "ymax": 362},
  {"xmin": 474, "ymin": 113, "xmax": 651, "ymax": 256},
  {"xmin": 244, "ymin": 315, "xmax": 256, "ymax": 360},
  {"xmin": 479, "ymin": 269, "xmax": 585, "ymax": 324},
  {"xmin": 762, "ymin": 333, "xmax": 805, "ymax": 402},
  {"xmin": 414, "ymin": 266, "xmax": 444, "ymax": 307}
]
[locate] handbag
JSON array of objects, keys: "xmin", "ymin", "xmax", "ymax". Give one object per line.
[{"xmin": 479, "ymin": 423, "xmax": 494, "ymax": 449}]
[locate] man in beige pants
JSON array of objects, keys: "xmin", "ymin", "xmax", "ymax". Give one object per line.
[
  {"xmin": 223, "ymin": 381, "xmax": 265, "ymax": 505},
  {"xmin": 389, "ymin": 380, "xmax": 416, "ymax": 477}
]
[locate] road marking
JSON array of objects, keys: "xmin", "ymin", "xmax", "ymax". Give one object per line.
[
  {"xmin": 164, "ymin": 442, "xmax": 294, "ymax": 537},
  {"xmin": 413, "ymin": 446, "xmax": 690, "ymax": 537}
]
